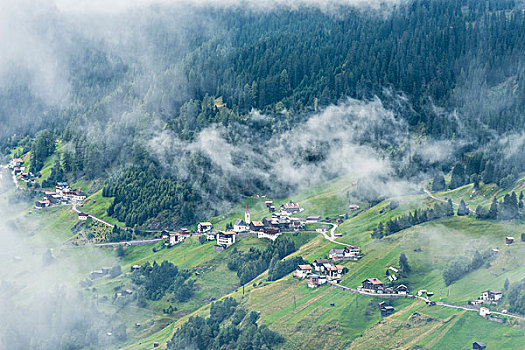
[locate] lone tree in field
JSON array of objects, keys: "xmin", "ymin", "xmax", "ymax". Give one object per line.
[
  {"xmin": 399, "ymin": 253, "xmax": 411, "ymax": 274},
  {"xmin": 457, "ymin": 199, "xmax": 469, "ymax": 216}
]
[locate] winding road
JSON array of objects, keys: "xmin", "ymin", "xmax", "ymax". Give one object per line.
[{"xmin": 317, "ymin": 222, "xmax": 354, "ymax": 247}]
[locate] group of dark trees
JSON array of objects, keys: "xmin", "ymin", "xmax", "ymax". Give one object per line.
[
  {"xmin": 443, "ymin": 249, "xmax": 495, "ymax": 286},
  {"xmin": 29, "ymin": 130, "xmax": 55, "ymax": 173},
  {"xmin": 167, "ymin": 297, "xmax": 283, "ymax": 350},
  {"xmin": 131, "ymin": 260, "xmax": 193, "ymax": 302},
  {"xmin": 227, "ymin": 237, "xmax": 298, "ymax": 285},
  {"xmin": 506, "ymin": 279, "xmax": 525, "ymax": 315},
  {"xmin": 103, "ymin": 166, "xmax": 198, "ymax": 228},
  {"xmin": 372, "ymin": 200, "xmax": 454, "ymax": 239},
  {"xmin": 475, "ymin": 191, "xmax": 523, "ymax": 220}
]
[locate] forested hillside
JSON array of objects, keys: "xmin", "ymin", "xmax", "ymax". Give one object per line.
[{"xmin": 2, "ymin": 0, "xmax": 525, "ymax": 229}]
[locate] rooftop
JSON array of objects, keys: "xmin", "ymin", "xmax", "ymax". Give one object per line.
[{"xmin": 364, "ymin": 278, "xmax": 383, "ymax": 285}]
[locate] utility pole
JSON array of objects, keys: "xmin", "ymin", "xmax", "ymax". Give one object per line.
[
  {"xmin": 294, "ymin": 295, "xmax": 296, "ymax": 310},
  {"xmin": 243, "ymin": 284, "xmax": 245, "ymax": 295}
]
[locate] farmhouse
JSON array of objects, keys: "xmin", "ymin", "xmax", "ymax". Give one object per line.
[
  {"xmin": 396, "ymin": 284, "xmax": 409, "ymax": 295},
  {"xmin": 168, "ymin": 233, "xmax": 184, "ymax": 246},
  {"xmin": 361, "ymin": 278, "xmax": 384, "ymax": 292},
  {"xmin": 265, "ymin": 200, "xmax": 273, "ymax": 207},
  {"xmin": 349, "ymin": 204, "xmax": 360, "ymax": 210},
  {"xmin": 258, "ymin": 228, "xmax": 281, "ymax": 241},
  {"xmin": 217, "ymin": 231, "xmax": 236, "ymax": 247},
  {"xmin": 131, "ymin": 265, "xmax": 141, "ymax": 271},
  {"xmin": 379, "ymin": 301, "xmax": 394, "ymax": 316},
  {"xmin": 306, "ymin": 215, "xmax": 321, "ymax": 224},
  {"xmin": 307, "ymin": 274, "xmax": 327, "ymax": 288},
  {"xmin": 198, "ymin": 222, "xmax": 213, "ymax": 233},
  {"xmin": 479, "ymin": 307, "xmax": 491, "ymax": 317},
  {"xmin": 78, "ymin": 212, "xmax": 89, "ymax": 221},
  {"xmin": 250, "ymin": 221, "xmax": 264, "ymax": 232},
  {"xmin": 313, "ymin": 259, "xmax": 329, "ymax": 272},
  {"xmin": 11, "ymin": 158, "xmax": 23, "ymax": 167},
  {"xmin": 281, "ymin": 202, "xmax": 301, "ymax": 214},
  {"xmin": 294, "ymin": 265, "xmax": 313, "ymax": 279},
  {"xmin": 206, "ymin": 230, "xmax": 219, "ymax": 241},
  {"xmin": 329, "ymin": 245, "xmax": 361, "ymax": 260},
  {"xmin": 72, "ymin": 191, "xmax": 87, "ymax": 202},
  {"xmin": 56, "ymin": 182, "xmax": 69, "ymax": 195},
  {"xmin": 472, "ymin": 342, "xmax": 486, "ymax": 350},
  {"xmin": 35, "ymin": 199, "xmax": 51, "ymax": 208},
  {"xmin": 506, "ymin": 236, "xmax": 514, "ymax": 244},
  {"xmin": 481, "ymin": 290, "xmax": 503, "ymax": 303},
  {"xmin": 233, "ymin": 219, "xmax": 249, "ymax": 232},
  {"xmin": 325, "ymin": 265, "xmax": 344, "ymax": 281}
]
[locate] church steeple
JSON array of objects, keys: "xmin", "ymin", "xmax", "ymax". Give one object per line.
[{"xmin": 245, "ymin": 204, "xmax": 250, "ymax": 224}]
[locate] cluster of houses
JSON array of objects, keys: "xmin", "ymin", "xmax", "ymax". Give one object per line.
[
  {"xmin": 358, "ymin": 278, "xmax": 409, "ymax": 295},
  {"xmin": 197, "ymin": 202, "xmax": 311, "ymax": 251},
  {"xmin": 9, "ymin": 157, "xmax": 37, "ymax": 185},
  {"xmin": 162, "ymin": 229, "xmax": 192, "ymax": 247},
  {"xmin": 294, "ymin": 259, "xmax": 347, "ymax": 287},
  {"xmin": 35, "ymin": 182, "xmax": 88, "ymax": 209}
]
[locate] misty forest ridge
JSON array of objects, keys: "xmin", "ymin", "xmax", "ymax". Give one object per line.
[{"xmin": 1, "ymin": 0, "xmax": 525, "ymax": 349}]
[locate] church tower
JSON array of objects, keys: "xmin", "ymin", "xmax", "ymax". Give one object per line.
[{"xmin": 245, "ymin": 204, "xmax": 251, "ymax": 224}]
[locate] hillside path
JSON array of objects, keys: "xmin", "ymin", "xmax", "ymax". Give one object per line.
[
  {"xmin": 318, "ymin": 222, "xmax": 355, "ymax": 247},
  {"xmin": 72, "ymin": 203, "xmax": 115, "ymax": 228},
  {"xmin": 423, "ymin": 188, "xmax": 459, "ymax": 206}
]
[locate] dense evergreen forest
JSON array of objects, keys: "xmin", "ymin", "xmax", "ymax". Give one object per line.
[{"xmin": 3, "ymin": 0, "xmax": 525, "ymax": 228}]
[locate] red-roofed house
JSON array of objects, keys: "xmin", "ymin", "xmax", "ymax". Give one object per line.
[
  {"xmin": 326, "ymin": 265, "xmax": 344, "ymax": 281},
  {"xmin": 313, "ymin": 259, "xmax": 329, "ymax": 272},
  {"xmin": 362, "ymin": 278, "xmax": 384, "ymax": 292}
]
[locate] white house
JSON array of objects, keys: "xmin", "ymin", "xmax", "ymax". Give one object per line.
[
  {"xmin": 307, "ymin": 274, "xmax": 326, "ymax": 288},
  {"xmin": 325, "ymin": 265, "xmax": 344, "ymax": 281},
  {"xmin": 168, "ymin": 233, "xmax": 184, "ymax": 246},
  {"xmin": 217, "ymin": 231, "xmax": 236, "ymax": 247},
  {"xmin": 396, "ymin": 284, "xmax": 409, "ymax": 295},
  {"xmin": 72, "ymin": 191, "xmax": 87, "ymax": 202},
  {"xmin": 206, "ymin": 230, "xmax": 219, "ymax": 241},
  {"xmin": 306, "ymin": 215, "xmax": 321, "ymax": 224},
  {"xmin": 294, "ymin": 265, "xmax": 312, "ymax": 279},
  {"xmin": 280, "ymin": 202, "xmax": 301, "ymax": 214},
  {"xmin": 328, "ymin": 246, "xmax": 361, "ymax": 260},
  {"xmin": 481, "ymin": 290, "xmax": 503, "ymax": 303},
  {"xmin": 78, "ymin": 212, "xmax": 89, "ymax": 221},
  {"xmin": 313, "ymin": 259, "xmax": 329, "ymax": 272},
  {"xmin": 479, "ymin": 307, "xmax": 491, "ymax": 317},
  {"xmin": 198, "ymin": 222, "xmax": 213, "ymax": 233},
  {"xmin": 233, "ymin": 219, "xmax": 249, "ymax": 233},
  {"xmin": 56, "ymin": 182, "xmax": 69, "ymax": 195}
]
